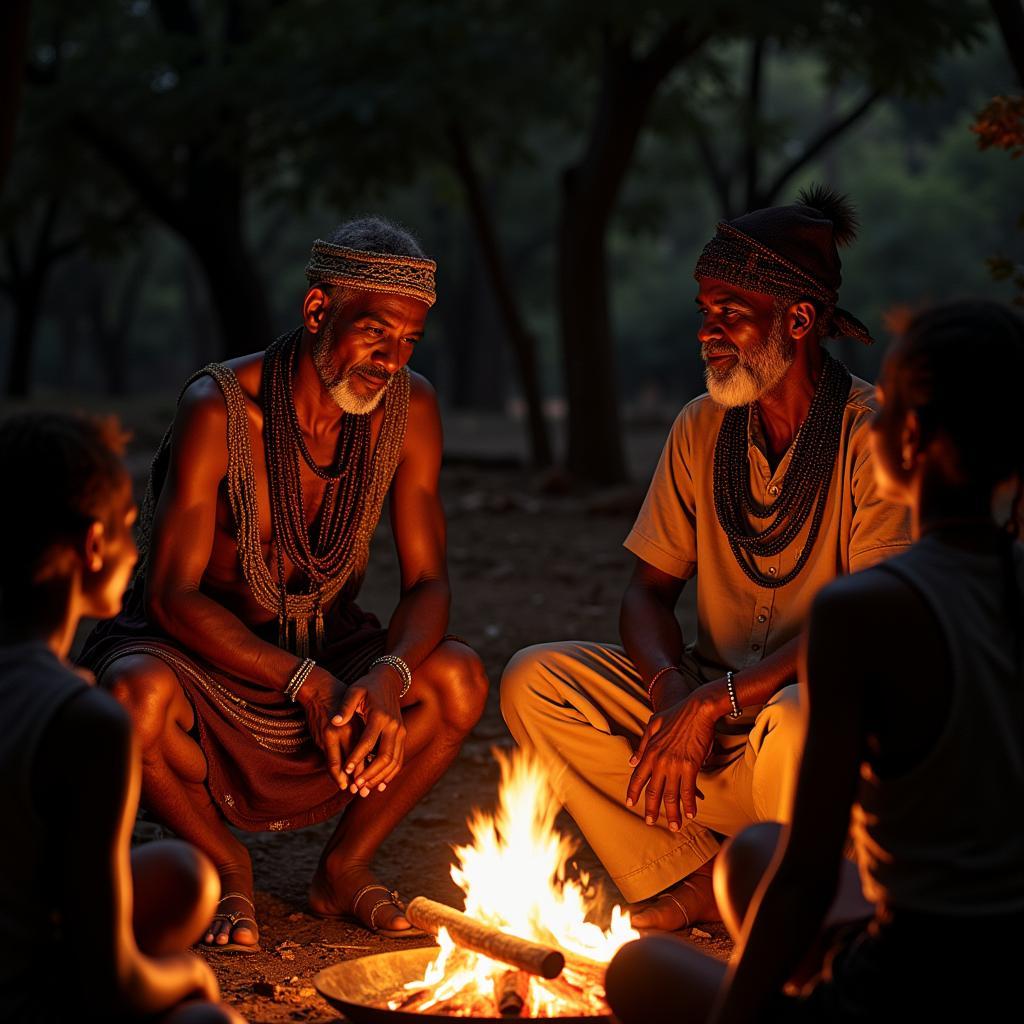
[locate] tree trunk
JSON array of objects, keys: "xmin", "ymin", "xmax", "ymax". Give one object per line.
[
  {"xmin": 0, "ymin": 0, "xmax": 31, "ymax": 195},
  {"xmin": 558, "ymin": 170, "xmax": 627, "ymax": 484},
  {"xmin": 557, "ymin": 22, "xmax": 710, "ymax": 485},
  {"xmin": 557, "ymin": 56, "xmax": 649, "ymax": 485},
  {"xmin": 190, "ymin": 219, "xmax": 274, "ymax": 359},
  {"xmin": 447, "ymin": 122, "xmax": 553, "ymax": 468},
  {"xmin": 6, "ymin": 273, "xmax": 44, "ymax": 397}
]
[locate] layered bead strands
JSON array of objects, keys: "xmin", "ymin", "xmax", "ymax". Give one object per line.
[{"xmin": 712, "ymin": 352, "xmax": 852, "ymax": 589}]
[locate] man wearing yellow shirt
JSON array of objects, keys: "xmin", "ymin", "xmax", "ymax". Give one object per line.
[{"xmin": 500, "ymin": 187, "xmax": 910, "ymax": 929}]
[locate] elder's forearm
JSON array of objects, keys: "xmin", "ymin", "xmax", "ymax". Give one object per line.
[
  {"xmin": 620, "ymin": 584, "xmax": 698, "ymax": 708},
  {"xmin": 384, "ymin": 577, "xmax": 451, "ymax": 672},
  {"xmin": 147, "ymin": 586, "xmax": 300, "ymax": 691},
  {"xmin": 701, "ymin": 636, "xmax": 801, "ymax": 720}
]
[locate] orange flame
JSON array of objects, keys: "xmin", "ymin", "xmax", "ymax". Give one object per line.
[{"xmin": 391, "ymin": 748, "xmax": 637, "ymax": 1016}]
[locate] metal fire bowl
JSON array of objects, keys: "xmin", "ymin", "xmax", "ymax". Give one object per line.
[{"xmin": 315, "ymin": 947, "xmax": 611, "ymax": 1023}]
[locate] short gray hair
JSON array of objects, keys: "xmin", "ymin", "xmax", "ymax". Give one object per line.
[{"xmin": 328, "ymin": 216, "xmax": 425, "ymax": 259}]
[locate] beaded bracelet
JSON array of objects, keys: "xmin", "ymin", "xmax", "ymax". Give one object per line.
[
  {"xmin": 646, "ymin": 665, "xmax": 681, "ymax": 705},
  {"xmin": 370, "ymin": 654, "xmax": 413, "ymax": 698},
  {"xmin": 725, "ymin": 670, "xmax": 743, "ymax": 719},
  {"xmin": 285, "ymin": 657, "xmax": 316, "ymax": 703}
]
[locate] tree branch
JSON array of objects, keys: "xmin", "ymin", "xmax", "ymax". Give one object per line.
[
  {"xmin": 4, "ymin": 233, "xmax": 22, "ymax": 284},
  {"xmin": 0, "ymin": 0, "xmax": 31, "ymax": 195},
  {"xmin": 760, "ymin": 87, "xmax": 882, "ymax": 205},
  {"xmin": 742, "ymin": 34, "xmax": 765, "ymax": 211},
  {"xmin": 692, "ymin": 117, "xmax": 732, "ymax": 216},
  {"xmin": 152, "ymin": 0, "xmax": 201, "ymax": 38},
  {"xmin": 73, "ymin": 113, "xmax": 188, "ymax": 233},
  {"xmin": 636, "ymin": 16, "xmax": 713, "ymax": 89},
  {"xmin": 32, "ymin": 196, "xmax": 62, "ymax": 270},
  {"xmin": 990, "ymin": 0, "xmax": 1024, "ymax": 90}
]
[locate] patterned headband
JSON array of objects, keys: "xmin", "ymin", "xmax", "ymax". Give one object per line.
[
  {"xmin": 694, "ymin": 222, "xmax": 874, "ymax": 345},
  {"xmin": 305, "ymin": 240, "xmax": 437, "ymax": 308}
]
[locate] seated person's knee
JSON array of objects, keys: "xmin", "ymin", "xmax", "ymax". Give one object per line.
[
  {"xmin": 499, "ymin": 644, "xmax": 554, "ymax": 720},
  {"xmin": 764, "ymin": 683, "xmax": 804, "ymax": 738},
  {"xmin": 716, "ymin": 823, "xmax": 783, "ymax": 934},
  {"xmin": 606, "ymin": 935, "xmax": 699, "ymax": 1024},
  {"xmin": 432, "ymin": 643, "xmax": 489, "ymax": 733},
  {"xmin": 104, "ymin": 655, "xmax": 181, "ymax": 720},
  {"xmin": 133, "ymin": 840, "xmax": 219, "ymax": 954}
]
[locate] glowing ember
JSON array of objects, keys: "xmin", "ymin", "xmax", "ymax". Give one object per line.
[{"xmin": 390, "ymin": 749, "xmax": 638, "ymax": 1016}]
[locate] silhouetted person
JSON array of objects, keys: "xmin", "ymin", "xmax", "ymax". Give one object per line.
[{"xmin": 0, "ymin": 411, "xmax": 243, "ymax": 1023}]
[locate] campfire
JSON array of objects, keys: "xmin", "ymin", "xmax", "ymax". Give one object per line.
[{"xmin": 316, "ymin": 749, "xmax": 638, "ymax": 1019}]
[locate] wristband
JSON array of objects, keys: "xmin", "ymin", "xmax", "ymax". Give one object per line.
[
  {"xmin": 285, "ymin": 657, "xmax": 316, "ymax": 703},
  {"xmin": 646, "ymin": 665, "xmax": 680, "ymax": 705},
  {"xmin": 725, "ymin": 670, "xmax": 743, "ymax": 719},
  {"xmin": 370, "ymin": 654, "xmax": 413, "ymax": 698}
]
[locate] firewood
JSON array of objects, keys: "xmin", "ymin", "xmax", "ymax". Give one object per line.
[{"xmin": 406, "ymin": 897, "xmax": 565, "ymax": 979}]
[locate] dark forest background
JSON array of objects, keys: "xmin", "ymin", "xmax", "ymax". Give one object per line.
[{"xmin": 2, "ymin": 0, "xmax": 1022, "ymax": 484}]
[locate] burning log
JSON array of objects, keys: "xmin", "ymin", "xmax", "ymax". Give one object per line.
[
  {"xmin": 494, "ymin": 969, "xmax": 531, "ymax": 1016},
  {"xmin": 405, "ymin": 896, "xmax": 565, "ymax": 979}
]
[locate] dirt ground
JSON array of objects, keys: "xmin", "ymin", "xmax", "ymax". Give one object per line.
[{"xmin": 61, "ymin": 405, "xmax": 733, "ymax": 1023}]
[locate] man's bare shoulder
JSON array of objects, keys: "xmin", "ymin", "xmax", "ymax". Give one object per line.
[
  {"xmin": 221, "ymin": 351, "xmax": 266, "ymax": 402},
  {"xmin": 401, "ymin": 371, "xmax": 442, "ymax": 463},
  {"xmin": 406, "ymin": 370, "xmax": 441, "ymax": 424}
]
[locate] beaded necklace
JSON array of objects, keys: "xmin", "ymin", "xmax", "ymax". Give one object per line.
[
  {"xmin": 712, "ymin": 352, "xmax": 852, "ymax": 588},
  {"xmin": 127, "ymin": 333, "xmax": 411, "ymax": 657},
  {"xmin": 262, "ymin": 328, "xmax": 376, "ymax": 652}
]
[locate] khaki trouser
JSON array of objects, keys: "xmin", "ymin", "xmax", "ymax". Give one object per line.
[{"xmin": 499, "ymin": 641, "xmax": 805, "ymax": 903}]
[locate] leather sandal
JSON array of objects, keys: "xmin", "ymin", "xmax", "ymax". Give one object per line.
[
  {"xmin": 348, "ymin": 883, "xmax": 425, "ymax": 939},
  {"xmin": 204, "ymin": 891, "xmax": 261, "ymax": 953}
]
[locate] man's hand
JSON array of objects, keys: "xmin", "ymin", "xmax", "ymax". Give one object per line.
[
  {"xmin": 333, "ymin": 663, "xmax": 408, "ymax": 796},
  {"xmin": 296, "ymin": 667, "xmax": 358, "ymax": 791},
  {"xmin": 626, "ymin": 685, "xmax": 720, "ymax": 829}
]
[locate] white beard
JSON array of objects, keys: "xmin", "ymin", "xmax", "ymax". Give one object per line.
[
  {"xmin": 327, "ymin": 372, "xmax": 390, "ymax": 415},
  {"xmin": 704, "ymin": 307, "xmax": 796, "ymax": 408},
  {"xmin": 312, "ymin": 326, "xmax": 391, "ymax": 415}
]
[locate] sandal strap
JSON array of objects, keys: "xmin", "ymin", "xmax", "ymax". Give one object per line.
[
  {"xmin": 218, "ymin": 891, "xmax": 255, "ymax": 910},
  {"xmin": 368, "ymin": 896, "xmax": 404, "ymax": 931},
  {"xmin": 350, "ymin": 882, "xmax": 394, "ymax": 915},
  {"xmin": 661, "ymin": 890, "xmax": 691, "ymax": 929},
  {"xmin": 214, "ymin": 910, "xmax": 259, "ymax": 929}
]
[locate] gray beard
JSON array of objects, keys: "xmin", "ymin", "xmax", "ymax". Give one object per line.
[
  {"xmin": 312, "ymin": 329, "xmax": 391, "ymax": 415},
  {"xmin": 704, "ymin": 307, "xmax": 796, "ymax": 408}
]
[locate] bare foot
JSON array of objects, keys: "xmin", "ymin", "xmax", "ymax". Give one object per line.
[
  {"xmin": 309, "ymin": 861, "xmax": 414, "ymax": 935},
  {"xmin": 628, "ymin": 859, "xmax": 720, "ymax": 932},
  {"xmin": 202, "ymin": 871, "xmax": 259, "ymax": 950}
]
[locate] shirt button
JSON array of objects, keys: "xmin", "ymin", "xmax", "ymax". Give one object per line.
[
  {"xmin": 768, "ymin": 566, "xmax": 777, "ymax": 576},
  {"xmin": 752, "ymin": 643, "xmax": 761, "ymax": 651},
  {"xmin": 757, "ymin": 613, "xmax": 767, "ymax": 623},
  {"xmin": 769, "ymin": 485, "xmax": 779, "ymax": 496}
]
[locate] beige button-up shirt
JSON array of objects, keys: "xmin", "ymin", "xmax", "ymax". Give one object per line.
[{"xmin": 624, "ymin": 376, "xmax": 911, "ymax": 677}]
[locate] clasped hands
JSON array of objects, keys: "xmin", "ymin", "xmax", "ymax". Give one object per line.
[
  {"xmin": 626, "ymin": 683, "xmax": 721, "ymax": 831},
  {"xmin": 297, "ymin": 663, "xmax": 407, "ymax": 797}
]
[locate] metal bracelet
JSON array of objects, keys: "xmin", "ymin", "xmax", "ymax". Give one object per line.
[
  {"xmin": 370, "ymin": 654, "xmax": 413, "ymax": 698},
  {"xmin": 646, "ymin": 665, "xmax": 680, "ymax": 705},
  {"xmin": 285, "ymin": 657, "xmax": 316, "ymax": 703},
  {"xmin": 725, "ymin": 670, "xmax": 743, "ymax": 719}
]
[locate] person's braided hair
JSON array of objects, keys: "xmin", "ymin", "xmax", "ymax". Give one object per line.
[
  {"xmin": 899, "ymin": 301, "xmax": 1024, "ymax": 651},
  {"xmin": 0, "ymin": 411, "xmax": 128, "ymax": 598}
]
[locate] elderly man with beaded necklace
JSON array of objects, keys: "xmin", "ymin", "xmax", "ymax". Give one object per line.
[
  {"xmin": 80, "ymin": 216, "xmax": 489, "ymax": 950},
  {"xmin": 501, "ymin": 187, "xmax": 910, "ymax": 930}
]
